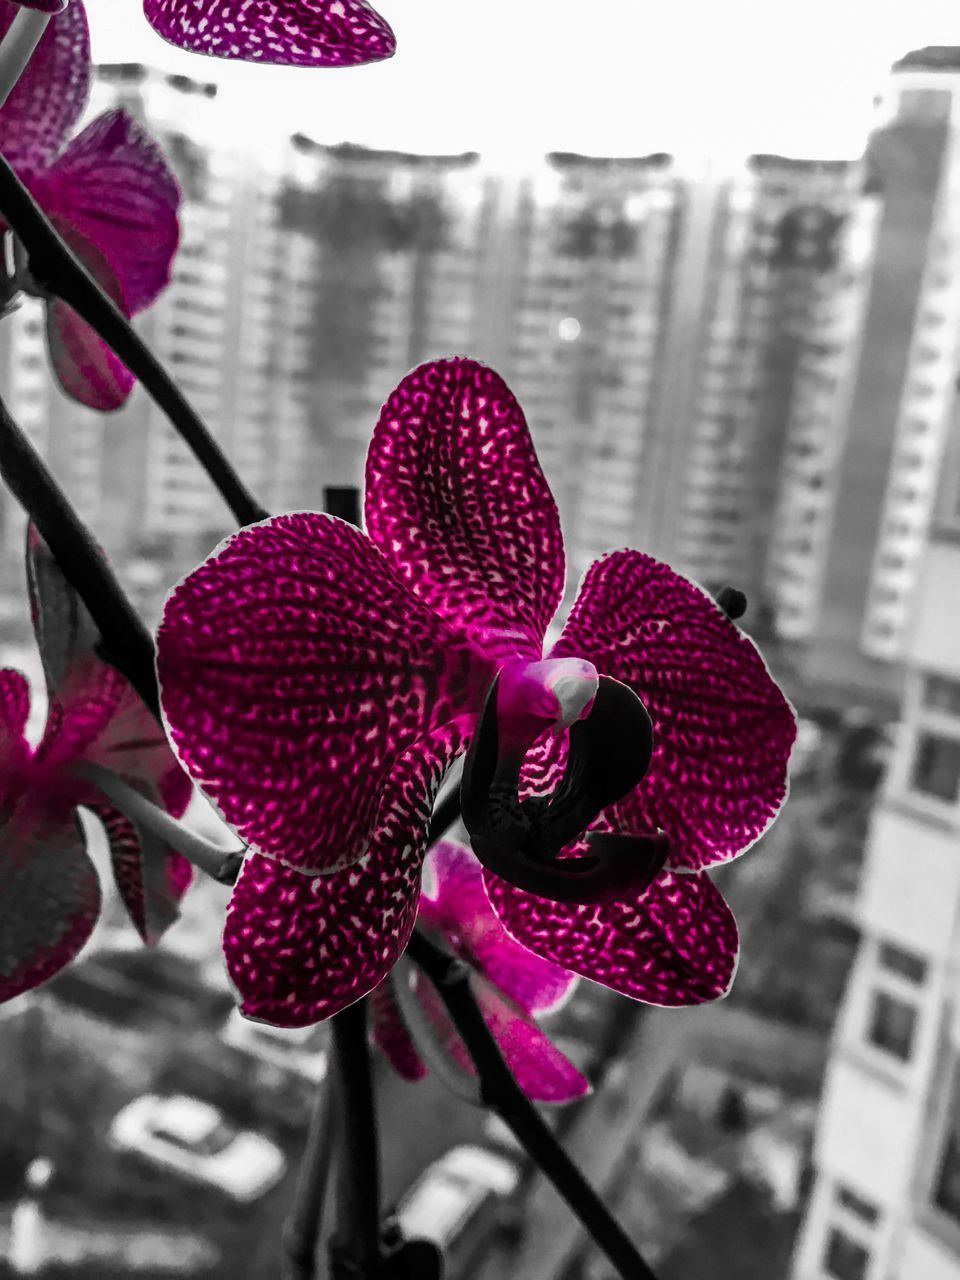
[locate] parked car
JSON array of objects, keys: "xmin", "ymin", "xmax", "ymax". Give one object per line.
[
  {"xmin": 220, "ymin": 1008, "xmax": 329, "ymax": 1083},
  {"xmin": 108, "ymin": 1094, "xmax": 286, "ymax": 1202},
  {"xmin": 395, "ymin": 1145, "xmax": 521, "ymax": 1255}
]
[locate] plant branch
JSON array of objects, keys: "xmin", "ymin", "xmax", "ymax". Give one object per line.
[
  {"xmin": 329, "ymin": 1000, "xmax": 383, "ymax": 1279},
  {"xmin": 405, "ymin": 930, "xmax": 660, "ymax": 1280},
  {"xmin": 0, "ymin": 151, "xmax": 268, "ymax": 528},
  {"xmin": 282, "ymin": 1071, "xmax": 340, "ymax": 1280},
  {"xmin": 0, "ymin": 389, "xmax": 159, "ymax": 717}
]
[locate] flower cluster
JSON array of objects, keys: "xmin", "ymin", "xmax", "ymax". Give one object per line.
[
  {"xmin": 0, "ymin": 528, "xmax": 193, "ymax": 1004},
  {"xmin": 157, "ymin": 357, "xmax": 796, "ymax": 1030},
  {"xmin": 0, "ymin": 1, "xmax": 181, "ymax": 409}
]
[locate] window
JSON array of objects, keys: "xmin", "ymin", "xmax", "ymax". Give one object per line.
[
  {"xmin": 878, "ymin": 942, "xmax": 927, "ymax": 985},
  {"xmin": 867, "ymin": 990, "xmax": 916, "ymax": 1060},
  {"xmin": 933, "ymin": 1065, "xmax": 960, "ymax": 1227},
  {"xmin": 923, "ymin": 675, "xmax": 960, "ymax": 717},
  {"xmin": 835, "ymin": 1185, "xmax": 879, "ymax": 1225},
  {"xmin": 823, "ymin": 1227, "xmax": 870, "ymax": 1280},
  {"xmin": 910, "ymin": 732, "xmax": 960, "ymax": 803}
]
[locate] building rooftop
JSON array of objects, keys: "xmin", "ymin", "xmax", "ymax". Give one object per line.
[
  {"xmin": 748, "ymin": 153, "xmax": 854, "ymax": 174},
  {"xmin": 95, "ymin": 62, "xmax": 217, "ymax": 97},
  {"xmin": 547, "ymin": 150, "xmax": 672, "ymax": 171},
  {"xmin": 289, "ymin": 135, "xmax": 479, "ymax": 167},
  {"xmin": 892, "ymin": 46, "xmax": 960, "ymax": 73}
]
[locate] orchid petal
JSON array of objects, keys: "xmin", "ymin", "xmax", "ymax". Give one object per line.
[
  {"xmin": 157, "ymin": 513, "xmax": 492, "ymax": 873},
  {"xmin": 41, "ymin": 217, "xmax": 134, "ymax": 411},
  {"xmin": 484, "ymin": 864, "xmax": 739, "ymax": 1007},
  {"xmin": 0, "ymin": 1, "xmax": 89, "ymax": 171},
  {"xmin": 0, "ymin": 669, "xmax": 31, "ymax": 816},
  {"xmin": 366, "ymin": 359, "xmax": 565, "ymax": 663},
  {"xmin": 0, "ymin": 806, "xmax": 99, "ymax": 1003},
  {"xmin": 223, "ymin": 720, "xmax": 468, "ymax": 1026},
  {"xmin": 369, "ymin": 975, "xmax": 428, "ymax": 1083},
  {"xmin": 552, "ymin": 551, "xmax": 796, "ymax": 871},
  {"xmin": 421, "ymin": 841, "xmax": 575, "ymax": 1015},
  {"xmin": 143, "ymin": 0, "xmax": 396, "ymax": 67},
  {"xmin": 8, "ymin": 2, "xmax": 68, "ymax": 12},
  {"xmin": 38, "ymin": 109, "xmax": 181, "ymax": 315},
  {"xmin": 404, "ymin": 966, "xmax": 590, "ymax": 1104},
  {"xmin": 84, "ymin": 800, "xmax": 190, "ymax": 944}
]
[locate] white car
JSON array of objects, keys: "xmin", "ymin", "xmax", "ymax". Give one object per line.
[
  {"xmin": 396, "ymin": 1145, "xmax": 521, "ymax": 1248},
  {"xmin": 109, "ymin": 1094, "xmax": 286, "ymax": 1202},
  {"xmin": 220, "ymin": 1008, "xmax": 329, "ymax": 1083}
]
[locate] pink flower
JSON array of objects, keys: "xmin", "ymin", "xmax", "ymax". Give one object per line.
[
  {"xmin": 0, "ymin": 528, "xmax": 193, "ymax": 1004},
  {"xmin": 5, "ymin": 2, "xmax": 67, "ymax": 12},
  {"xmin": 0, "ymin": 1, "xmax": 181, "ymax": 410},
  {"xmin": 156, "ymin": 357, "xmax": 796, "ymax": 1028},
  {"xmin": 143, "ymin": 0, "xmax": 395, "ymax": 67},
  {"xmin": 371, "ymin": 840, "xmax": 589, "ymax": 1104}
]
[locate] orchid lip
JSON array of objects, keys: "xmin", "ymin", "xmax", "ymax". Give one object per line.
[{"xmin": 461, "ymin": 672, "xmax": 655, "ymax": 903}]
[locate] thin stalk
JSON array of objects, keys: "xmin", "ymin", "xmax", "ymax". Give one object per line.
[
  {"xmin": 405, "ymin": 930, "xmax": 660, "ymax": 1280},
  {"xmin": 0, "ymin": 9, "xmax": 50, "ymax": 110},
  {"xmin": 328, "ymin": 1000, "xmax": 383, "ymax": 1279},
  {"xmin": 74, "ymin": 762, "xmax": 243, "ymax": 884},
  {"xmin": 282, "ymin": 1072, "xmax": 340, "ymax": 1280},
  {"xmin": 0, "ymin": 389, "xmax": 159, "ymax": 717},
  {"xmin": 0, "ymin": 152, "xmax": 268, "ymax": 528}
]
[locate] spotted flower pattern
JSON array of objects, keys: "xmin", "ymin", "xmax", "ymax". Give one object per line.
[
  {"xmin": 143, "ymin": 0, "xmax": 395, "ymax": 66},
  {"xmin": 157, "ymin": 357, "xmax": 796, "ymax": 1026}
]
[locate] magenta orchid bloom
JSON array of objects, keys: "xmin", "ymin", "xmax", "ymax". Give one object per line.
[
  {"xmin": 143, "ymin": 0, "xmax": 395, "ymax": 67},
  {"xmin": 5, "ymin": 2, "xmax": 67, "ymax": 12},
  {"xmin": 0, "ymin": 528, "xmax": 193, "ymax": 1004},
  {"xmin": 371, "ymin": 840, "xmax": 589, "ymax": 1104},
  {"xmin": 156, "ymin": 357, "xmax": 796, "ymax": 1029},
  {"xmin": 0, "ymin": 1, "xmax": 181, "ymax": 410}
]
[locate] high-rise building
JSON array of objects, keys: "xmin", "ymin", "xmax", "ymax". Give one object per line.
[
  {"xmin": 272, "ymin": 136, "xmax": 494, "ymax": 489},
  {"xmin": 770, "ymin": 49, "xmax": 960, "ymax": 708},
  {"xmin": 790, "ymin": 382, "xmax": 960, "ymax": 1279},
  {"xmin": 492, "ymin": 152, "xmax": 682, "ymax": 581}
]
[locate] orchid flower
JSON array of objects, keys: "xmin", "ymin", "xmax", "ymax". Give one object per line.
[
  {"xmin": 370, "ymin": 840, "xmax": 589, "ymax": 1104},
  {"xmin": 0, "ymin": 527, "xmax": 193, "ymax": 1004},
  {"xmin": 0, "ymin": 1, "xmax": 181, "ymax": 410},
  {"xmin": 142, "ymin": 0, "xmax": 395, "ymax": 67},
  {"xmin": 156, "ymin": 357, "xmax": 796, "ymax": 1029}
]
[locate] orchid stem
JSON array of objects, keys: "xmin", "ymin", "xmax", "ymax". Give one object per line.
[
  {"xmin": 0, "ymin": 151, "xmax": 268, "ymax": 528},
  {"xmin": 0, "ymin": 10, "xmax": 50, "ymax": 111},
  {"xmin": 282, "ymin": 1070, "xmax": 340, "ymax": 1280},
  {"xmin": 74, "ymin": 762, "xmax": 243, "ymax": 884},
  {"xmin": 328, "ymin": 1000, "xmax": 383, "ymax": 1279},
  {"xmin": 0, "ymin": 389, "xmax": 160, "ymax": 718},
  {"xmin": 405, "ymin": 930, "xmax": 661, "ymax": 1280}
]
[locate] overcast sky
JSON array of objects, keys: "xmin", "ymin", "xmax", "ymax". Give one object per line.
[{"xmin": 84, "ymin": 1, "xmax": 960, "ymax": 166}]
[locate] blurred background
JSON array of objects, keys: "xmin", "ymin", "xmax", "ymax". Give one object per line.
[{"xmin": 1, "ymin": 2, "xmax": 960, "ymax": 1277}]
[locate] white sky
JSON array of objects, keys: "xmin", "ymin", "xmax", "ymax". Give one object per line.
[{"xmin": 84, "ymin": 0, "xmax": 960, "ymax": 166}]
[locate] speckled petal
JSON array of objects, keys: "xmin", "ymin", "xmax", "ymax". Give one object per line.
[
  {"xmin": 223, "ymin": 721, "xmax": 468, "ymax": 1027},
  {"xmin": 484, "ymin": 863, "xmax": 739, "ymax": 1007},
  {"xmin": 421, "ymin": 841, "xmax": 575, "ymax": 1015},
  {"xmin": 552, "ymin": 551, "xmax": 796, "ymax": 871},
  {"xmin": 143, "ymin": 0, "xmax": 396, "ymax": 67},
  {"xmin": 0, "ymin": 806, "xmax": 99, "ymax": 1003},
  {"xmin": 369, "ymin": 975, "xmax": 428, "ymax": 1082},
  {"xmin": 366, "ymin": 359, "xmax": 565, "ymax": 664},
  {"xmin": 0, "ymin": 1, "xmax": 89, "ymax": 171},
  {"xmin": 83, "ymin": 800, "xmax": 189, "ymax": 944},
  {"xmin": 8, "ymin": 2, "xmax": 68, "ymax": 12},
  {"xmin": 157, "ymin": 513, "xmax": 492, "ymax": 873},
  {"xmin": 406, "ymin": 966, "xmax": 590, "ymax": 1103},
  {"xmin": 38, "ymin": 110, "xmax": 181, "ymax": 315}
]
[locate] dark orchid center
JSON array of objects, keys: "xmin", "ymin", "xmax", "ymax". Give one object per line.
[{"xmin": 462, "ymin": 669, "xmax": 659, "ymax": 903}]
